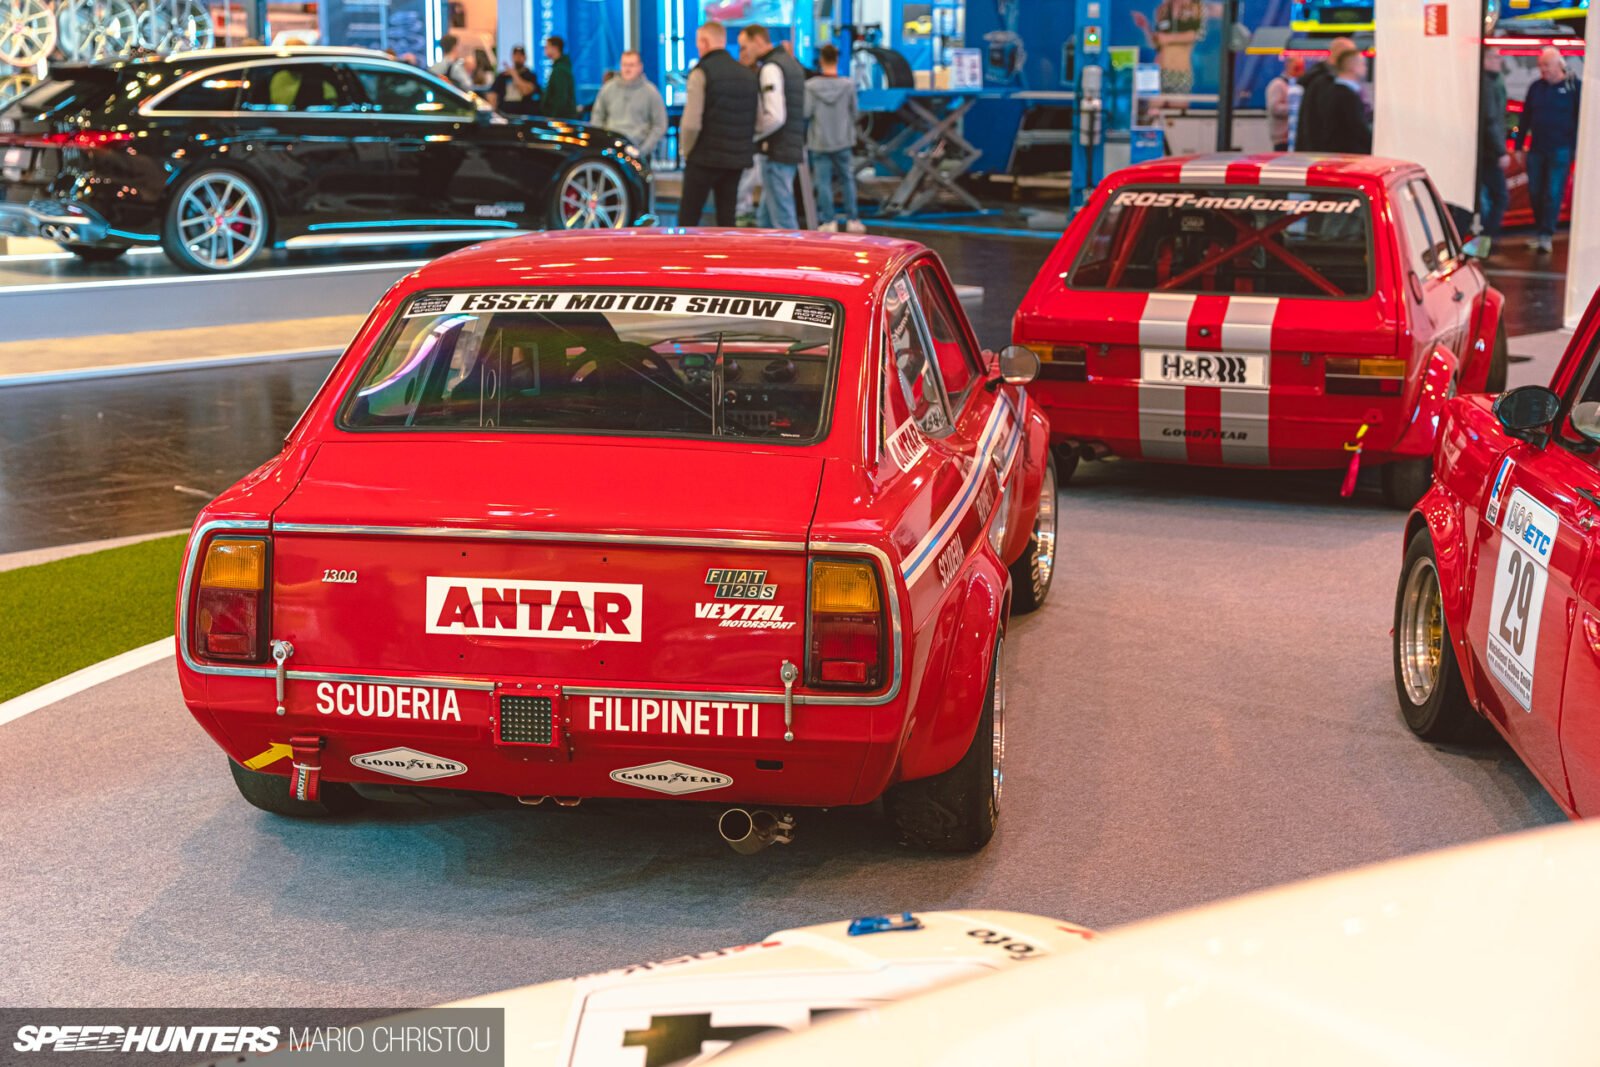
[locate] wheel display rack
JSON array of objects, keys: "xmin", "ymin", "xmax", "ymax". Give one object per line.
[{"xmin": 1, "ymin": 0, "xmax": 215, "ymax": 103}]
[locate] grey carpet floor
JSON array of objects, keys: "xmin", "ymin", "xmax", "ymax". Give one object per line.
[{"xmin": 0, "ymin": 462, "xmax": 1562, "ymax": 1007}]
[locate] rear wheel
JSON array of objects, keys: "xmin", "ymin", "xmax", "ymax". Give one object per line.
[
  {"xmin": 1393, "ymin": 530, "xmax": 1479, "ymax": 741},
  {"xmin": 1485, "ymin": 325, "xmax": 1509, "ymax": 394},
  {"xmin": 549, "ymin": 159, "xmax": 630, "ymax": 230},
  {"xmin": 1381, "ymin": 457, "xmax": 1432, "ymax": 510},
  {"xmin": 59, "ymin": 243, "xmax": 128, "ymax": 263},
  {"xmin": 1009, "ymin": 453, "xmax": 1059, "ymax": 614},
  {"xmin": 162, "ymin": 169, "xmax": 270, "ymax": 273},
  {"xmin": 884, "ymin": 635, "xmax": 1005, "ymax": 852},
  {"xmin": 228, "ymin": 759, "xmax": 365, "ymax": 818}
]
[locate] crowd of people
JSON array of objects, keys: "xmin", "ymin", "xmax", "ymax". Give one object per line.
[{"xmin": 1263, "ymin": 38, "xmax": 1581, "ymax": 257}]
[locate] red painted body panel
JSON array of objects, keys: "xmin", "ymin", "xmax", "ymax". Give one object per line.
[
  {"xmin": 176, "ymin": 230, "xmax": 1049, "ymax": 810},
  {"xmin": 1417, "ymin": 288, "xmax": 1600, "ymax": 818},
  {"xmin": 1013, "ymin": 154, "xmax": 1502, "ymax": 474}
]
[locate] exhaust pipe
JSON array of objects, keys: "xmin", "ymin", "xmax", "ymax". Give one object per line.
[
  {"xmin": 517, "ymin": 795, "xmax": 547, "ymax": 806},
  {"xmin": 717, "ymin": 808, "xmax": 795, "ymax": 855},
  {"xmin": 1079, "ymin": 442, "xmax": 1110, "ymax": 462}
]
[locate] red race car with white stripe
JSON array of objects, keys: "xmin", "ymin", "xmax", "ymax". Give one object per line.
[
  {"xmin": 175, "ymin": 230, "xmax": 1057, "ymax": 853},
  {"xmin": 1014, "ymin": 153, "xmax": 1508, "ymax": 508}
]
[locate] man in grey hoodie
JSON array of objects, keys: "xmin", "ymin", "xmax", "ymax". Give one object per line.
[
  {"xmin": 591, "ymin": 50, "xmax": 668, "ymax": 156},
  {"xmin": 805, "ymin": 44, "xmax": 864, "ymax": 232}
]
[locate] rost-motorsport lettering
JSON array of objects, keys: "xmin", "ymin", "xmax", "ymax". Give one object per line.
[
  {"xmin": 1113, "ymin": 189, "xmax": 1361, "ymax": 214},
  {"xmin": 589, "ymin": 696, "xmax": 766, "ymax": 738}
]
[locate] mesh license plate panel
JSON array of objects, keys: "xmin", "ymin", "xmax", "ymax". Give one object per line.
[{"xmin": 499, "ymin": 695, "xmax": 555, "ymax": 745}]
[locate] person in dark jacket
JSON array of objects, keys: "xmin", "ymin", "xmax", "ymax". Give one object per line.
[
  {"xmin": 1516, "ymin": 45, "xmax": 1582, "ymax": 252},
  {"xmin": 489, "ymin": 44, "xmax": 540, "ymax": 116},
  {"xmin": 541, "ymin": 36, "xmax": 578, "ymax": 119},
  {"xmin": 737, "ymin": 23, "xmax": 806, "ymax": 229},
  {"xmin": 1322, "ymin": 46, "xmax": 1371, "ymax": 154},
  {"xmin": 1293, "ymin": 37, "xmax": 1354, "ymax": 153},
  {"xmin": 1478, "ymin": 49, "xmax": 1511, "ymax": 243},
  {"xmin": 677, "ymin": 21, "xmax": 759, "ymax": 226}
]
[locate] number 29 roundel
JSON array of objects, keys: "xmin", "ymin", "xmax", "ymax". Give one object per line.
[{"xmin": 1486, "ymin": 488, "xmax": 1561, "ymax": 713}]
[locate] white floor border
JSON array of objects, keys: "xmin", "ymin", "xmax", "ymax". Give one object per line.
[{"xmin": 0, "ymin": 639, "xmax": 174, "ymax": 727}]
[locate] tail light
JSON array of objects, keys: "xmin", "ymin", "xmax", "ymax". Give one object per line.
[
  {"xmin": 193, "ymin": 537, "xmax": 269, "ymax": 662},
  {"xmin": 807, "ymin": 559, "xmax": 887, "ymax": 690},
  {"xmin": 1326, "ymin": 357, "xmax": 1406, "ymax": 396},
  {"xmin": 1025, "ymin": 343, "xmax": 1088, "ymax": 382},
  {"xmin": 0, "ymin": 130, "xmax": 134, "ymax": 149}
]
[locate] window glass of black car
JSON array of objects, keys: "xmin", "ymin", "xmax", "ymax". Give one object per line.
[
  {"xmin": 156, "ymin": 69, "xmax": 247, "ymax": 112},
  {"xmin": 2, "ymin": 74, "xmax": 118, "ymax": 120},
  {"xmin": 239, "ymin": 63, "xmax": 352, "ymax": 113},
  {"xmin": 348, "ymin": 65, "xmax": 476, "ymax": 118}
]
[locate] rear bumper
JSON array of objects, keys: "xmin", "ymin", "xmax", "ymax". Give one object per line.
[
  {"xmin": 1031, "ymin": 379, "xmax": 1430, "ymax": 470},
  {"xmin": 0, "ymin": 199, "xmax": 110, "ymax": 243},
  {"xmin": 184, "ymin": 669, "xmax": 905, "ymax": 808}
]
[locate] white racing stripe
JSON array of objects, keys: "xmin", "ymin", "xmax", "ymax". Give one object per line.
[
  {"xmin": 901, "ymin": 396, "xmax": 1021, "ymax": 585},
  {"xmin": 1218, "ymin": 297, "xmax": 1279, "ymax": 464},
  {"xmin": 1178, "ymin": 154, "xmax": 1235, "ymax": 185},
  {"xmin": 1219, "ymin": 297, "xmax": 1280, "ymax": 353},
  {"xmin": 0, "ymin": 639, "xmax": 173, "ymax": 727},
  {"xmin": 1138, "ymin": 293, "xmax": 1197, "ymax": 461},
  {"xmin": 1256, "ymin": 157, "xmax": 1315, "ymax": 187}
]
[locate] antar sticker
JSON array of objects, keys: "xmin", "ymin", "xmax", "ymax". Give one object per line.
[
  {"xmin": 425, "ymin": 577, "xmax": 642, "ymax": 642},
  {"xmin": 588, "ymin": 696, "xmax": 766, "ymax": 737}
]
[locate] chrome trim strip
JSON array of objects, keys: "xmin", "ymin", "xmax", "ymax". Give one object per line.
[
  {"xmin": 182, "ymin": 523, "xmax": 903, "ymax": 707},
  {"xmin": 283, "ymin": 230, "xmax": 526, "ymax": 250},
  {"xmin": 287, "ymin": 670, "xmax": 496, "ymax": 690},
  {"xmin": 272, "ymin": 522, "xmax": 809, "ymax": 553},
  {"xmin": 140, "ymin": 56, "xmax": 485, "ymax": 119}
]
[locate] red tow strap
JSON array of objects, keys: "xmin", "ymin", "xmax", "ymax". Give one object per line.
[{"xmin": 290, "ymin": 735, "xmax": 324, "ymax": 802}]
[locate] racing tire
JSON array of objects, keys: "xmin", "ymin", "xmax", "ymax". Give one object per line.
[
  {"xmin": 161, "ymin": 169, "xmax": 271, "ymax": 273},
  {"xmin": 1381, "ymin": 457, "xmax": 1432, "ymax": 510},
  {"xmin": 1392, "ymin": 530, "xmax": 1480, "ymax": 742},
  {"xmin": 59, "ymin": 243, "xmax": 128, "ymax": 262},
  {"xmin": 1009, "ymin": 453, "xmax": 1059, "ymax": 614},
  {"xmin": 228, "ymin": 759, "xmax": 365, "ymax": 818},
  {"xmin": 1485, "ymin": 326, "xmax": 1509, "ymax": 394},
  {"xmin": 1050, "ymin": 444, "xmax": 1080, "ymax": 485},
  {"xmin": 883, "ymin": 634, "xmax": 1005, "ymax": 852}
]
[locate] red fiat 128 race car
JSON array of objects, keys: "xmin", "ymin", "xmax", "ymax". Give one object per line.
[
  {"xmin": 1013, "ymin": 153, "xmax": 1508, "ymax": 507},
  {"xmin": 1393, "ymin": 286, "xmax": 1600, "ymax": 817},
  {"xmin": 175, "ymin": 230, "xmax": 1057, "ymax": 852}
]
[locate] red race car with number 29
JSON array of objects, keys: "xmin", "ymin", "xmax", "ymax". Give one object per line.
[
  {"xmin": 1394, "ymin": 286, "xmax": 1600, "ymax": 817},
  {"xmin": 175, "ymin": 229, "xmax": 1058, "ymax": 853},
  {"xmin": 1014, "ymin": 153, "xmax": 1507, "ymax": 508}
]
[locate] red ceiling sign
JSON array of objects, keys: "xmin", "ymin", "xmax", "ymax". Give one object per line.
[{"xmin": 1423, "ymin": 3, "xmax": 1450, "ymax": 36}]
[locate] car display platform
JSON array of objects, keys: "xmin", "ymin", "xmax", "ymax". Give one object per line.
[{"xmin": 0, "ymin": 246, "xmax": 440, "ymax": 342}]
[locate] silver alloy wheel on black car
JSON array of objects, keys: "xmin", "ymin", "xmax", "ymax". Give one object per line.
[
  {"xmin": 164, "ymin": 170, "xmax": 268, "ymax": 273},
  {"xmin": 554, "ymin": 160, "xmax": 628, "ymax": 229}
]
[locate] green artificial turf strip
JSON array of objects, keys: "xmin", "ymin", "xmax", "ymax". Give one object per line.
[{"xmin": 0, "ymin": 534, "xmax": 187, "ymax": 703}]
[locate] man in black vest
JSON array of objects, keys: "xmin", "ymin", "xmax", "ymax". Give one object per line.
[
  {"xmin": 677, "ymin": 21, "xmax": 758, "ymax": 226},
  {"xmin": 738, "ymin": 24, "xmax": 806, "ymax": 229}
]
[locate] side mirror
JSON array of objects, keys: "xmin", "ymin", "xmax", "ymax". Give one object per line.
[
  {"xmin": 996, "ymin": 344, "xmax": 1041, "ymax": 386},
  {"xmin": 1462, "ymin": 235, "xmax": 1492, "ymax": 260},
  {"xmin": 1493, "ymin": 385, "xmax": 1561, "ymax": 444},
  {"xmin": 1570, "ymin": 400, "xmax": 1600, "ymax": 445}
]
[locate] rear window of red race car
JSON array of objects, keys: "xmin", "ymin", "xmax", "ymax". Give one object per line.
[
  {"xmin": 340, "ymin": 288, "xmax": 842, "ymax": 443},
  {"xmin": 1069, "ymin": 185, "xmax": 1373, "ymax": 299}
]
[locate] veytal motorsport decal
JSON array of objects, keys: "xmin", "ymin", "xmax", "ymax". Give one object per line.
[
  {"xmin": 587, "ymin": 696, "xmax": 768, "ymax": 738},
  {"xmin": 349, "ymin": 747, "xmax": 467, "ymax": 781},
  {"xmin": 1486, "ymin": 488, "xmax": 1560, "ymax": 713},
  {"xmin": 694, "ymin": 603, "xmax": 798, "ymax": 630},
  {"xmin": 426, "ymin": 577, "xmax": 642, "ymax": 642},
  {"xmin": 315, "ymin": 682, "xmax": 463, "ymax": 722},
  {"xmin": 405, "ymin": 290, "xmax": 836, "ymax": 328},
  {"xmin": 609, "ymin": 760, "xmax": 732, "ymax": 795}
]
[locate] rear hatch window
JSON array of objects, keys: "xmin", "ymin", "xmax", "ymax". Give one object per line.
[
  {"xmin": 0, "ymin": 71, "xmax": 119, "ymax": 123},
  {"xmin": 1069, "ymin": 185, "xmax": 1373, "ymax": 298},
  {"xmin": 342, "ymin": 288, "xmax": 842, "ymax": 443}
]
